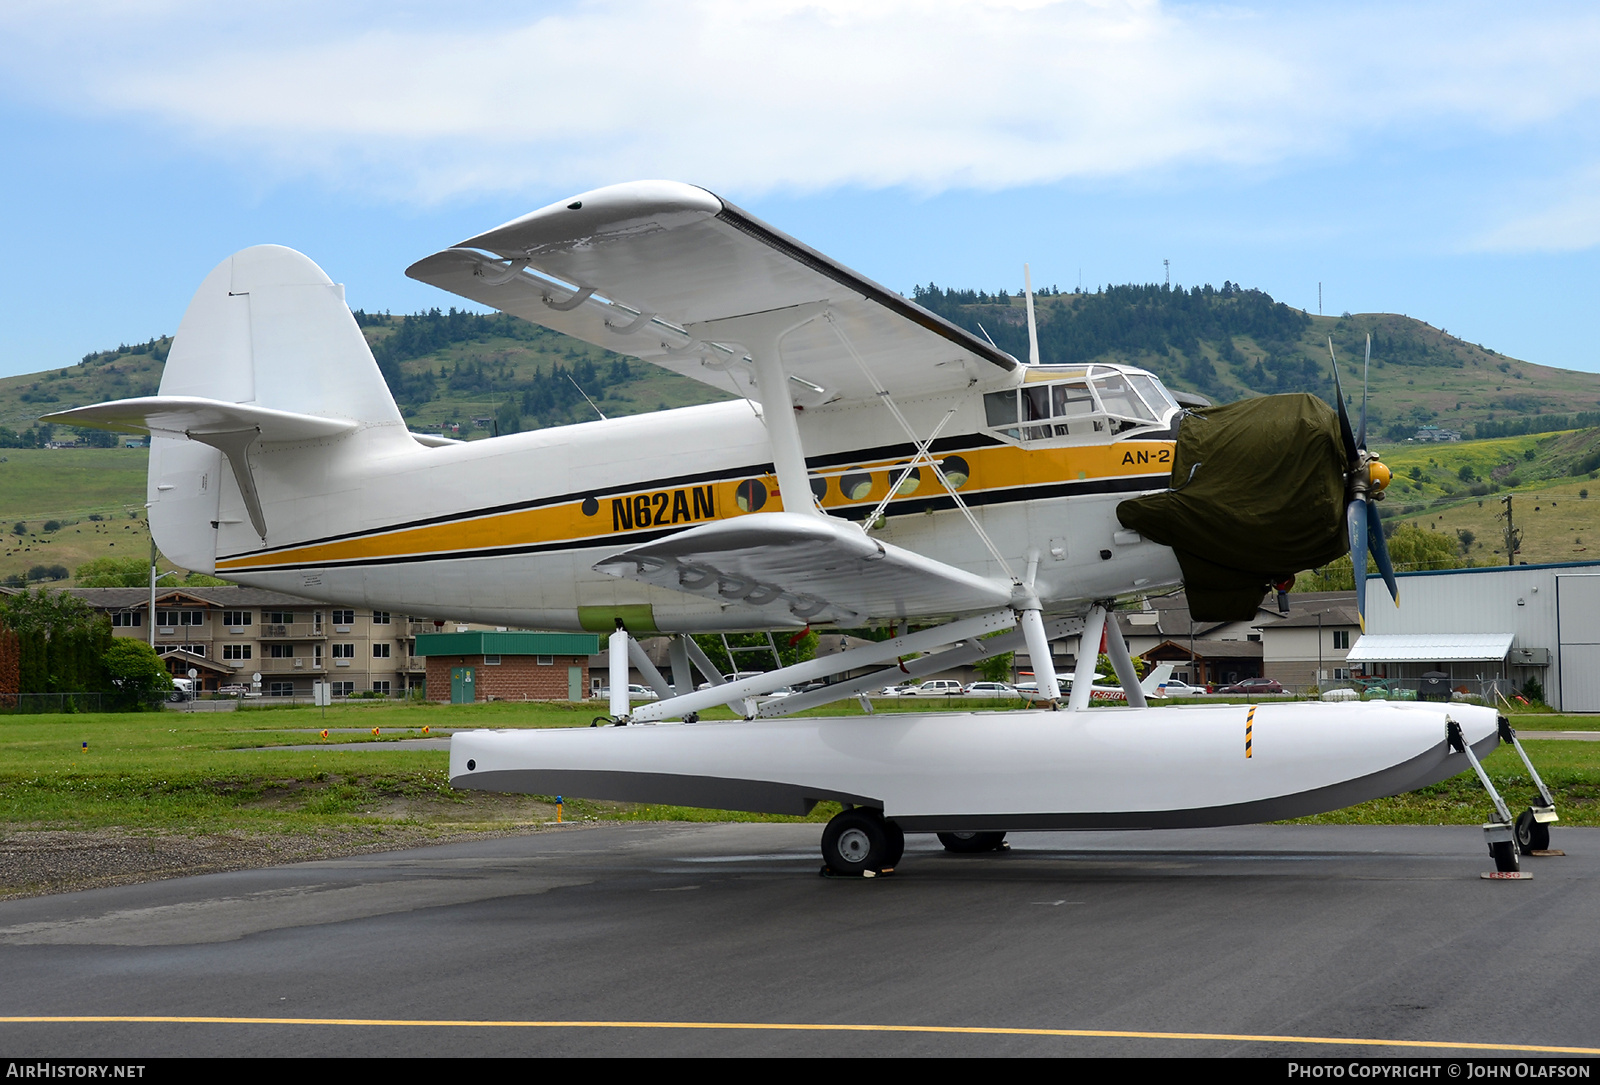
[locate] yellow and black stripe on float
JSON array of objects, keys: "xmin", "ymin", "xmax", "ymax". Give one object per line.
[{"xmin": 215, "ymin": 437, "xmax": 1174, "ymax": 574}]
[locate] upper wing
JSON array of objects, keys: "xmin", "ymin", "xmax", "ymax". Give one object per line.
[
  {"xmin": 405, "ymin": 181, "xmax": 1018, "ymax": 406},
  {"xmin": 594, "ymin": 512, "xmax": 1014, "ymax": 625}
]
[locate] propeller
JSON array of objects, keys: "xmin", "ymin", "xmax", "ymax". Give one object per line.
[{"xmin": 1328, "ymin": 334, "xmax": 1398, "ymax": 629}]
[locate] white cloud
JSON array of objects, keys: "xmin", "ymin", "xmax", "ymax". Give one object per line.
[
  {"xmin": 1472, "ymin": 165, "xmax": 1600, "ymax": 253},
  {"xmin": 5, "ymin": 1, "xmax": 1600, "ymax": 207}
]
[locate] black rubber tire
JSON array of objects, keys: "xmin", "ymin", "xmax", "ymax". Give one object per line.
[
  {"xmin": 1489, "ymin": 839, "xmax": 1520, "ymax": 873},
  {"xmin": 821, "ymin": 808, "xmax": 890, "ymax": 875},
  {"xmin": 937, "ymin": 831, "xmax": 1007, "ymax": 854},
  {"xmin": 881, "ymin": 820, "xmax": 905, "ymax": 869},
  {"xmin": 1516, "ymin": 809, "xmax": 1551, "ymax": 853}
]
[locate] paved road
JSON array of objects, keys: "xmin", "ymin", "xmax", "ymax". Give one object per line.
[{"xmin": 1, "ymin": 824, "xmax": 1594, "ymax": 1058}]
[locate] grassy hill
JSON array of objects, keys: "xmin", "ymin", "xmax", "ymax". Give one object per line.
[{"xmin": 0, "ymin": 448, "xmax": 166, "ymax": 587}]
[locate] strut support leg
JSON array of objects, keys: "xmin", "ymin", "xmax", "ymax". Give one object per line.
[
  {"xmin": 1103, "ymin": 613, "xmax": 1146, "ymax": 708},
  {"xmin": 1020, "ymin": 608, "xmax": 1060, "ymax": 708},
  {"xmin": 609, "ymin": 625, "xmax": 631, "ymax": 720},
  {"xmin": 1500, "ymin": 717, "xmax": 1560, "ymax": 852},
  {"xmin": 668, "ymin": 636, "xmax": 694, "ymax": 700},
  {"xmin": 627, "ymin": 637, "xmax": 672, "ymax": 700},
  {"xmin": 1068, "ymin": 605, "xmax": 1108, "ymax": 712},
  {"xmin": 1448, "ymin": 717, "xmax": 1519, "ymax": 872}
]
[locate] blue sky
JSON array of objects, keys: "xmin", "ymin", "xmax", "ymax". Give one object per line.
[{"xmin": 4, "ymin": 1, "xmax": 1600, "ymax": 379}]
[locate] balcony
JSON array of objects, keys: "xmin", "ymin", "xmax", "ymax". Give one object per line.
[
  {"xmin": 404, "ymin": 656, "xmax": 426, "ymax": 672},
  {"xmin": 258, "ymin": 623, "xmax": 326, "ymax": 640},
  {"xmin": 258, "ymin": 657, "xmax": 326, "ymax": 673}
]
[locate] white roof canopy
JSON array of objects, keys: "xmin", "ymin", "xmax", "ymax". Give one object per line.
[{"xmin": 1346, "ymin": 633, "xmax": 1515, "ymax": 663}]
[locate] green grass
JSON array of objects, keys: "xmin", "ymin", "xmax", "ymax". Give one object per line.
[
  {"xmin": 3, "ymin": 703, "xmax": 1597, "ymax": 835},
  {"xmin": 1286, "ymin": 740, "xmax": 1599, "ymax": 825}
]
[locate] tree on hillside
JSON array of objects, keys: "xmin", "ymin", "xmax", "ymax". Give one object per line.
[
  {"xmin": 75, "ymin": 556, "xmax": 149, "ymax": 587},
  {"xmin": 1293, "ymin": 526, "xmax": 1464, "ymax": 592}
]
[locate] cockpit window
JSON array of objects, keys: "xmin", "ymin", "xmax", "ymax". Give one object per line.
[
  {"xmin": 983, "ymin": 366, "xmax": 1178, "ymax": 446},
  {"xmin": 1129, "ymin": 374, "xmax": 1178, "ymax": 415},
  {"xmin": 1093, "ymin": 373, "xmax": 1157, "ymax": 423}
]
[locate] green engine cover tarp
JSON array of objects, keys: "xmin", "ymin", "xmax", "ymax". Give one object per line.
[{"xmin": 1117, "ymin": 394, "xmax": 1349, "ymax": 621}]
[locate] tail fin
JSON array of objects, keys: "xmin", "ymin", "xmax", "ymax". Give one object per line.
[
  {"xmin": 1140, "ymin": 663, "xmax": 1175, "ymax": 695},
  {"xmin": 49, "ymin": 246, "xmax": 407, "ymax": 569},
  {"xmin": 159, "ymin": 245, "xmax": 403, "ymax": 425}
]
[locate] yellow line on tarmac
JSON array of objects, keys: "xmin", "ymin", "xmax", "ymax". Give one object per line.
[{"xmin": 2, "ymin": 1017, "xmax": 1598, "ymax": 1054}]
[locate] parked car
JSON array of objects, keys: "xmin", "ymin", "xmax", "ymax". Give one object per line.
[
  {"xmin": 596, "ymin": 684, "xmax": 660, "ymax": 701},
  {"xmin": 900, "ymin": 680, "xmax": 965, "ymax": 696},
  {"xmin": 963, "ymin": 681, "xmax": 1019, "ymax": 699},
  {"xmin": 1215, "ymin": 677, "xmax": 1284, "ymax": 695},
  {"xmin": 1152, "ymin": 678, "xmax": 1205, "ymax": 697}
]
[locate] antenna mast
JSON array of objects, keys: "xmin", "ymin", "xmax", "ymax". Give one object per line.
[{"xmin": 1023, "ymin": 263, "xmax": 1040, "ymax": 366}]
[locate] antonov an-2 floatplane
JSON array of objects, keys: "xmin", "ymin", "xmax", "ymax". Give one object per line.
[{"xmin": 50, "ymin": 180, "xmax": 1556, "ymax": 875}]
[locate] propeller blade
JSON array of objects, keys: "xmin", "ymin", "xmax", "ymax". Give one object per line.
[
  {"xmin": 1347, "ymin": 498, "xmax": 1368, "ymax": 631},
  {"xmin": 1327, "ymin": 337, "xmax": 1358, "ymax": 466},
  {"xmin": 1366, "ymin": 497, "xmax": 1399, "ymax": 606},
  {"xmin": 1357, "ymin": 334, "xmax": 1370, "ymax": 451}
]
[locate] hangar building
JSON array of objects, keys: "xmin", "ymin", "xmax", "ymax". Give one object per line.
[{"xmin": 1353, "ymin": 560, "xmax": 1600, "ymax": 712}]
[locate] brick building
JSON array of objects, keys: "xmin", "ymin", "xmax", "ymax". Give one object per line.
[{"xmin": 415, "ymin": 631, "xmax": 599, "ymax": 703}]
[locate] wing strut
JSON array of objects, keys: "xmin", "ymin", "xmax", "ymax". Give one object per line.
[
  {"xmin": 1102, "ymin": 609, "xmax": 1147, "ymax": 708},
  {"xmin": 754, "ymin": 614, "xmax": 1085, "ymax": 718},
  {"xmin": 688, "ymin": 303, "xmax": 828, "ymax": 517},
  {"xmin": 1068, "ymin": 605, "xmax": 1109, "ymax": 712},
  {"xmin": 824, "ymin": 311, "xmax": 1018, "ymax": 583},
  {"xmin": 626, "ymin": 609, "xmax": 1017, "ymax": 723}
]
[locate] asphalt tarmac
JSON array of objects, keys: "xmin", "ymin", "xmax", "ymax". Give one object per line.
[{"xmin": 1, "ymin": 824, "xmax": 1596, "ymax": 1058}]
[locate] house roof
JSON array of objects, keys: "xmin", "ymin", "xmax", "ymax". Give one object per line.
[
  {"xmin": 1266, "ymin": 603, "xmax": 1361, "ymax": 629},
  {"xmin": 1143, "ymin": 638, "xmax": 1264, "ymax": 662},
  {"xmin": 70, "ymin": 586, "xmax": 328, "ymax": 608},
  {"xmin": 414, "ymin": 631, "xmax": 600, "ymax": 657}
]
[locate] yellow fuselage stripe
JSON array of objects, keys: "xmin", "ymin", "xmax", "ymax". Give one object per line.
[{"xmin": 216, "ymin": 439, "xmax": 1174, "ymax": 572}]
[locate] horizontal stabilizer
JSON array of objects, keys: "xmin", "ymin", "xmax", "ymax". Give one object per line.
[
  {"xmin": 594, "ymin": 511, "xmax": 1013, "ymax": 625},
  {"xmin": 43, "ymin": 396, "xmax": 358, "ymax": 443},
  {"xmin": 46, "ymin": 396, "xmax": 359, "ymax": 541}
]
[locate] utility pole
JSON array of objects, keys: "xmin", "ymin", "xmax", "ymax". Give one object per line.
[
  {"xmin": 1163, "ymin": 259, "xmax": 1170, "ymax": 288},
  {"xmin": 1499, "ymin": 493, "xmax": 1521, "ymax": 566},
  {"xmin": 1319, "ymin": 282, "xmax": 1323, "ymax": 316}
]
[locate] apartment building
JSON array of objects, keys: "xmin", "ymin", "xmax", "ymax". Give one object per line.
[{"xmin": 73, "ymin": 586, "xmax": 433, "ymax": 697}]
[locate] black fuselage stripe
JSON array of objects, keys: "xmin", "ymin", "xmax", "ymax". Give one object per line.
[
  {"xmin": 219, "ymin": 432, "xmax": 1019, "ymax": 561},
  {"xmin": 226, "ymin": 473, "xmax": 1169, "ymax": 573}
]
